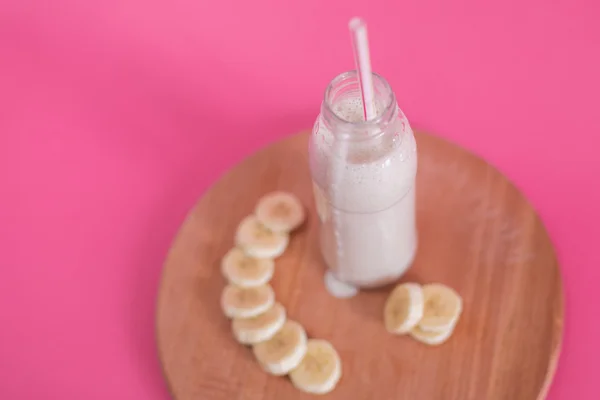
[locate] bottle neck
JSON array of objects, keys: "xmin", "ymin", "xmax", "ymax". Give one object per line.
[{"xmin": 321, "ymin": 70, "xmax": 397, "ymax": 140}]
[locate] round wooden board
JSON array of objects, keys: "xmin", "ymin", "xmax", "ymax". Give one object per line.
[{"xmin": 156, "ymin": 131, "xmax": 563, "ymax": 400}]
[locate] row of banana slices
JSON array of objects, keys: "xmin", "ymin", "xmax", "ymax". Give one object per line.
[
  {"xmin": 220, "ymin": 191, "xmax": 343, "ymax": 395},
  {"xmin": 384, "ymin": 282, "xmax": 463, "ymax": 345}
]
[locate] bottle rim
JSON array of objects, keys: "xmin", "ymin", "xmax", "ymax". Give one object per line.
[{"xmin": 322, "ymin": 70, "xmax": 396, "ymax": 138}]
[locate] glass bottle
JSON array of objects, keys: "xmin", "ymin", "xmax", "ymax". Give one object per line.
[{"xmin": 309, "ymin": 70, "xmax": 418, "ymax": 288}]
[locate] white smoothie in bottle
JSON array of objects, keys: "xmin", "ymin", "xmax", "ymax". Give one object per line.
[{"xmin": 309, "ymin": 71, "xmax": 418, "ymax": 290}]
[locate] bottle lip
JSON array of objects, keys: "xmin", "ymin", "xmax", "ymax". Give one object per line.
[{"xmin": 322, "ymin": 70, "xmax": 396, "ymax": 132}]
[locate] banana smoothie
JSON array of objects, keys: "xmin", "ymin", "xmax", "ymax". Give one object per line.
[{"xmin": 309, "ymin": 71, "xmax": 418, "ymax": 292}]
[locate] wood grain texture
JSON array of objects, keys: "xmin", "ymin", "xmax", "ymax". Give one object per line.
[{"xmin": 156, "ymin": 131, "xmax": 564, "ymax": 400}]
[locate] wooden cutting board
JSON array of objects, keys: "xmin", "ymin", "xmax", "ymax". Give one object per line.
[{"xmin": 156, "ymin": 131, "xmax": 563, "ymax": 400}]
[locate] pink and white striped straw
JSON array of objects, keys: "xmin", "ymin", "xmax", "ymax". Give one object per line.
[{"xmin": 349, "ymin": 17, "xmax": 376, "ymax": 121}]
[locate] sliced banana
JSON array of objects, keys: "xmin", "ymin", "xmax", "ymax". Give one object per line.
[
  {"xmin": 289, "ymin": 339, "xmax": 342, "ymax": 395},
  {"xmin": 255, "ymin": 191, "xmax": 305, "ymax": 233},
  {"xmin": 221, "ymin": 284, "xmax": 275, "ymax": 319},
  {"xmin": 410, "ymin": 324, "xmax": 456, "ymax": 346},
  {"xmin": 232, "ymin": 303, "xmax": 286, "ymax": 345},
  {"xmin": 418, "ymin": 283, "xmax": 463, "ymax": 333},
  {"xmin": 235, "ymin": 215, "xmax": 289, "ymax": 259},
  {"xmin": 252, "ymin": 320, "xmax": 308, "ymax": 376},
  {"xmin": 384, "ymin": 282, "xmax": 424, "ymax": 334},
  {"xmin": 221, "ymin": 247, "xmax": 275, "ymax": 288}
]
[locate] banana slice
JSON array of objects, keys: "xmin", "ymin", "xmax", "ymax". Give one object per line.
[
  {"xmin": 418, "ymin": 283, "xmax": 463, "ymax": 333},
  {"xmin": 221, "ymin": 284, "xmax": 275, "ymax": 319},
  {"xmin": 232, "ymin": 303, "xmax": 286, "ymax": 345},
  {"xmin": 289, "ymin": 339, "xmax": 342, "ymax": 395},
  {"xmin": 384, "ymin": 282, "xmax": 424, "ymax": 334},
  {"xmin": 221, "ymin": 247, "xmax": 275, "ymax": 288},
  {"xmin": 410, "ymin": 324, "xmax": 455, "ymax": 346},
  {"xmin": 235, "ymin": 215, "xmax": 289, "ymax": 259},
  {"xmin": 252, "ymin": 320, "xmax": 308, "ymax": 376},
  {"xmin": 255, "ymin": 191, "xmax": 305, "ymax": 233}
]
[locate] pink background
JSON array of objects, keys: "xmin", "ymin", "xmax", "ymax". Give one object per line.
[{"xmin": 1, "ymin": 0, "xmax": 599, "ymax": 399}]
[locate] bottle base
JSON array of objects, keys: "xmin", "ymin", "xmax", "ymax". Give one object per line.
[
  {"xmin": 328, "ymin": 270, "xmax": 406, "ymax": 290},
  {"xmin": 323, "ymin": 234, "xmax": 418, "ymax": 290},
  {"xmin": 323, "ymin": 271, "xmax": 359, "ymax": 299}
]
